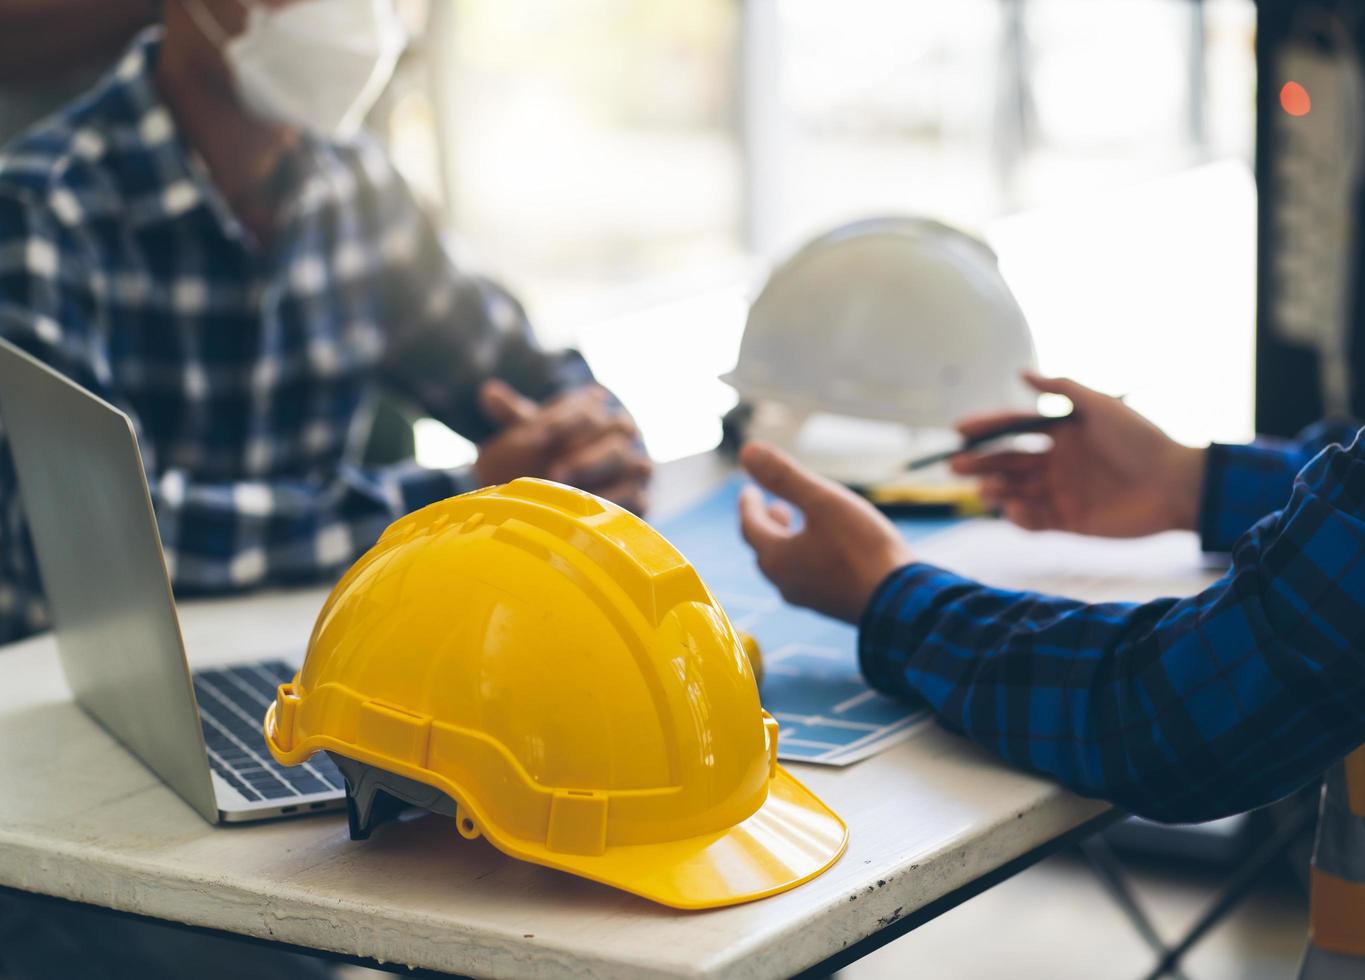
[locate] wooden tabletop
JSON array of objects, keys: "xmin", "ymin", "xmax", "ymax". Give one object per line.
[{"xmin": 0, "ymin": 457, "xmax": 1221, "ymax": 979}]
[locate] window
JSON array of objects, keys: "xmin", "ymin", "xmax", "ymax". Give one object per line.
[{"xmin": 401, "ymin": 0, "xmax": 1257, "ymax": 465}]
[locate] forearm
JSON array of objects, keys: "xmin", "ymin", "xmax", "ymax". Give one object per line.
[
  {"xmin": 859, "ymin": 564, "xmax": 1186, "ymax": 812},
  {"xmin": 860, "ymin": 436, "xmax": 1365, "ymax": 821},
  {"xmin": 375, "ymin": 166, "xmax": 607, "ymax": 442},
  {"xmin": 385, "ymin": 274, "xmax": 600, "ymax": 443},
  {"xmin": 0, "ymin": 0, "xmax": 154, "ymax": 83}
]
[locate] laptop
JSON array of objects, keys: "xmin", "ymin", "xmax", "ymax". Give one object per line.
[{"xmin": 0, "ymin": 337, "xmax": 346, "ymax": 823}]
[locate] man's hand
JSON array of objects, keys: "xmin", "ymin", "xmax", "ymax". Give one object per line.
[
  {"xmin": 951, "ymin": 372, "xmax": 1206, "ymax": 537},
  {"xmin": 738, "ymin": 442, "xmax": 914, "ymax": 624},
  {"xmin": 473, "ymin": 380, "xmax": 652, "ymax": 514}
]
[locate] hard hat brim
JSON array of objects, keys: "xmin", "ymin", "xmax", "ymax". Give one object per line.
[
  {"xmin": 268, "ymin": 703, "xmax": 847, "ymax": 910},
  {"xmin": 503, "ymin": 763, "xmax": 847, "ymax": 910}
]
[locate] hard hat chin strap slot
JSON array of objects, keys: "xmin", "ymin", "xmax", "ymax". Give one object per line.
[{"xmin": 329, "ymin": 752, "xmax": 459, "ymax": 841}]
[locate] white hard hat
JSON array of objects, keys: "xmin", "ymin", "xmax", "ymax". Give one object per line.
[{"xmin": 724, "ymin": 217, "xmax": 1038, "ymax": 431}]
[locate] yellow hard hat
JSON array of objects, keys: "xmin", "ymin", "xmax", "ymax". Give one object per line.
[{"xmin": 264, "ymin": 478, "xmax": 846, "ymax": 909}]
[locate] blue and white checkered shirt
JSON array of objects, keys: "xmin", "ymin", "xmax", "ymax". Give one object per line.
[
  {"xmin": 0, "ymin": 30, "xmax": 593, "ymax": 645},
  {"xmin": 860, "ymin": 420, "xmax": 1365, "ymax": 823}
]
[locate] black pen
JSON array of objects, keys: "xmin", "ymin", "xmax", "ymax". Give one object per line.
[{"xmin": 902, "ymin": 410, "xmax": 1076, "ymax": 472}]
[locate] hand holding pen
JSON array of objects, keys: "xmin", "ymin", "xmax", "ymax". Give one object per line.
[{"xmin": 946, "ymin": 372, "xmax": 1207, "ymax": 537}]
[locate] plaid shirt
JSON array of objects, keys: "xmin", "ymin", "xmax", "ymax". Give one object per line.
[
  {"xmin": 0, "ymin": 30, "xmax": 592, "ymax": 645},
  {"xmin": 860, "ymin": 421, "xmax": 1365, "ymax": 823}
]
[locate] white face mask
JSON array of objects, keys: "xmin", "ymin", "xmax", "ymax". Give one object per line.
[{"xmin": 185, "ymin": 0, "xmax": 405, "ymax": 137}]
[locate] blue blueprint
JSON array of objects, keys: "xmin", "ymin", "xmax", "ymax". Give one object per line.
[{"xmin": 657, "ymin": 476, "xmax": 956, "ymax": 765}]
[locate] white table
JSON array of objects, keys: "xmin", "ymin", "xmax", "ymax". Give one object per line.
[{"xmin": 0, "ymin": 456, "xmax": 1223, "ymax": 979}]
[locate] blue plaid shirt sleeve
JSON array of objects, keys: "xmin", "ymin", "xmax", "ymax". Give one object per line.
[
  {"xmin": 1200, "ymin": 419, "xmax": 1363, "ymax": 552},
  {"xmin": 858, "ymin": 430, "xmax": 1365, "ymax": 823},
  {"xmin": 373, "ymin": 167, "xmax": 598, "ymax": 445}
]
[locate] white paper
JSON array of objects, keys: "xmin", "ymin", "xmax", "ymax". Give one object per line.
[{"xmin": 916, "ymin": 520, "xmax": 1225, "ymax": 604}]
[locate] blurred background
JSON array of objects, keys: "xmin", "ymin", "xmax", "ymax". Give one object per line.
[{"xmin": 377, "ymin": 0, "xmax": 1259, "ymax": 469}]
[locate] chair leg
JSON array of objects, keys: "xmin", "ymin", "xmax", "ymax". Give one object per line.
[
  {"xmin": 1079, "ymin": 836, "xmax": 1190, "ymax": 980},
  {"xmin": 1135, "ymin": 803, "xmax": 1318, "ymax": 980}
]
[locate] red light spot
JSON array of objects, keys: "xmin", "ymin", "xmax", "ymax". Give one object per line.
[{"xmin": 1281, "ymin": 80, "xmax": 1312, "ymax": 117}]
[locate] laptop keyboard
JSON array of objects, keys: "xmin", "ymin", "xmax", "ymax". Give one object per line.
[{"xmin": 192, "ymin": 660, "xmax": 344, "ymax": 803}]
